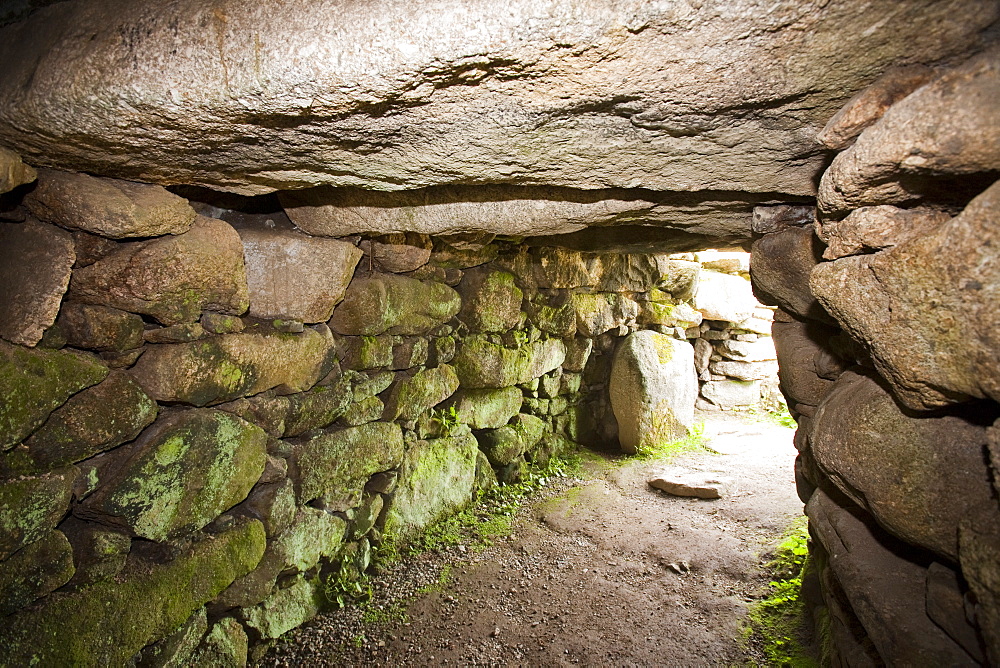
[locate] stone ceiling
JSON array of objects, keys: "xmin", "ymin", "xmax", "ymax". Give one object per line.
[{"xmin": 0, "ymin": 0, "xmax": 996, "ymax": 241}]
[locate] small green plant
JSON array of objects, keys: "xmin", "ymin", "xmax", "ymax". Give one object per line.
[
  {"xmin": 634, "ymin": 421, "xmax": 710, "ymax": 460},
  {"xmin": 322, "ymin": 566, "xmax": 373, "ymax": 610},
  {"xmin": 744, "ymin": 518, "xmax": 818, "ymax": 667},
  {"xmin": 748, "ymin": 403, "xmax": 798, "ymax": 429},
  {"xmin": 431, "ymin": 405, "xmax": 461, "ymax": 436}
]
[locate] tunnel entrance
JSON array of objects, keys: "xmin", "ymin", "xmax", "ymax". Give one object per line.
[{"xmin": 0, "ymin": 3, "xmax": 997, "ymax": 666}]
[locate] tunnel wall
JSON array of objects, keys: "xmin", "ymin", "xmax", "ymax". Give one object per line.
[
  {"xmin": 0, "ymin": 176, "xmax": 780, "ymax": 665},
  {"xmin": 752, "ymin": 50, "xmax": 1000, "ymax": 666}
]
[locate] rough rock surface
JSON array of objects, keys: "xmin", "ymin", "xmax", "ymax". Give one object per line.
[
  {"xmin": 56, "ymin": 302, "xmax": 145, "ymax": 352},
  {"xmin": 0, "ymin": 219, "xmax": 75, "ymax": 347},
  {"xmin": 648, "ymin": 468, "xmax": 730, "ymax": 499},
  {"xmin": 25, "ymin": 169, "xmax": 196, "ymax": 238},
  {"xmin": 0, "ymin": 0, "xmax": 993, "ymax": 201},
  {"xmin": 0, "ymin": 529, "xmax": 75, "ymax": 615},
  {"xmin": 811, "ymin": 370, "xmax": 996, "ymax": 560},
  {"xmin": 69, "ymin": 216, "xmax": 249, "ymax": 325},
  {"xmin": 293, "ymin": 421, "xmax": 404, "ymax": 506},
  {"xmin": 770, "ymin": 317, "xmax": 841, "ymax": 409},
  {"xmin": 79, "ymin": 409, "xmax": 267, "ymax": 541},
  {"xmin": 449, "ymin": 387, "xmax": 523, "ymax": 429},
  {"xmin": 816, "ymin": 65, "xmax": 936, "ymax": 150},
  {"xmin": 819, "ymin": 47, "xmax": 1000, "ymax": 214},
  {"xmin": 457, "ymin": 268, "xmax": 523, "ymax": 333},
  {"xmin": 384, "ymin": 429, "xmax": 479, "ymax": 540},
  {"xmin": 130, "ymin": 326, "xmax": 335, "ymax": 406},
  {"xmin": 812, "ymin": 180, "xmax": 1000, "ymax": 409},
  {"xmin": 237, "ymin": 224, "xmax": 362, "ymax": 323},
  {"xmin": 452, "ymin": 335, "xmax": 565, "ymax": 389},
  {"xmin": 693, "ymin": 271, "xmax": 755, "ymax": 323},
  {"xmin": 0, "ymin": 468, "xmax": 76, "ymax": 560},
  {"xmin": 0, "ymin": 342, "xmax": 108, "ymax": 449},
  {"xmin": 817, "ymin": 205, "xmax": 952, "ymax": 260},
  {"xmin": 610, "ymin": 331, "xmax": 697, "ymax": 454},
  {"xmin": 808, "ymin": 489, "xmax": 978, "ymax": 666},
  {"xmin": 11, "ymin": 373, "xmax": 157, "ymax": 473},
  {"xmin": 750, "ymin": 226, "xmax": 831, "ymax": 323},
  {"xmin": 329, "ymin": 274, "xmax": 460, "ymax": 336},
  {"xmin": 0, "ymin": 519, "xmax": 265, "ymax": 667},
  {"xmin": 0, "ymin": 146, "xmax": 36, "ymax": 193}
]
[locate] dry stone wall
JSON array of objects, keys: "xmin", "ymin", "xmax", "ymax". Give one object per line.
[
  {"xmin": 753, "ymin": 49, "xmax": 1000, "ymax": 666},
  {"xmin": 0, "ymin": 169, "xmax": 733, "ymax": 664}
]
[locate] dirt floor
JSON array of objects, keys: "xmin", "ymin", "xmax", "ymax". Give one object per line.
[{"xmin": 261, "ymin": 410, "xmax": 803, "ymax": 667}]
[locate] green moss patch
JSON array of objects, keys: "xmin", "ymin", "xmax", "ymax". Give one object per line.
[
  {"xmin": 743, "ymin": 518, "xmax": 819, "ymax": 667},
  {"xmin": 0, "ymin": 518, "xmax": 265, "ymax": 667}
]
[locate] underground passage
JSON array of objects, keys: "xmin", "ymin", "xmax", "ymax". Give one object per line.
[{"xmin": 0, "ymin": 1, "xmax": 998, "ymax": 665}]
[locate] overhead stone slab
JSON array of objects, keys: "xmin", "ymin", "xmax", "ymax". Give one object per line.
[
  {"xmin": 0, "ymin": 341, "xmax": 108, "ymax": 449},
  {"xmin": 281, "ymin": 186, "xmax": 640, "ymax": 237},
  {"xmin": 236, "ymin": 224, "xmax": 362, "ymax": 323},
  {"xmin": 79, "ymin": 409, "xmax": 267, "ymax": 541},
  {"xmin": 0, "ymin": 1, "xmax": 994, "ymax": 196},
  {"xmin": 813, "ymin": 370, "xmax": 996, "ymax": 561},
  {"xmin": 129, "ymin": 326, "xmax": 336, "ymax": 406},
  {"xmin": 0, "ymin": 219, "xmax": 75, "ymax": 347},
  {"xmin": 329, "ymin": 274, "xmax": 460, "ymax": 336},
  {"xmin": 811, "ymin": 180, "xmax": 1000, "ymax": 409},
  {"xmin": 25, "ymin": 169, "xmax": 196, "ymax": 239},
  {"xmin": 0, "ymin": 146, "xmax": 36, "ymax": 193},
  {"xmin": 819, "ymin": 47, "xmax": 1000, "ymax": 214},
  {"xmin": 69, "ymin": 216, "xmax": 249, "ymax": 325},
  {"xmin": 609, "ymin": 331, "xmax": 697, "ymax": 454}
]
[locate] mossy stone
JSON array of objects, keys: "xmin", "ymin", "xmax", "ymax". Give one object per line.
[
  {"xmin": 476, "ymin": 413, "xmax": 546, "ymax": 467},
  {"xmin": 383, "ymin": 428, "xmax": 478, "ymax": 540},
  {"xmin": 450, "ymin": 386, "xmax": 523, "ymax": 429},
  {"xmin": 133, "ymin": 606, "xmax": 207, "ymax": 668},
  {"xmin": 189, "ymin": 617, "xmax": 248, "ymax": 667},
  {"xmin": 341, "ymin": 395, "xmax": 385, "ymax": 426},
  {"xmin": 0, "ymin": 518, "xmax": 265, "ymax": 667},
  {"xmin": 294, "ymin": 421, "xmax": 404, "ymax": 507},
  {"xmin": 0, "ymin": 529, "xmax": 75, "ymax": 615},
  {"xmin": 383, "ymin": 364, "xmax": 459, "ymax": 422},
  {"xmin": 0, "ymin": 468, "xmax": 76, "ymax": 560},
  {"xmin": 457, "ymin": 268, "xmax": 523, "ymax": 333},
  {"xmin": 129, "ymin": 327, "xmax": 336, "ymax": 406},
  {"xmin": 80, "ymin": 409, "xmax": 267, "ymax": 542},
  {"xmin": 339, "ymin": 335, "xmax": 393, "ymax": 370},
  {"xmin": 329, "ymin": 274, "xmax": 461, "ymax": 336},
  {"xmin": 212, "ymin": 506, "xmax": 344, "ymax": 610},
  {"xmin": 451, "ymin": 335, "xmax": 566, "ymax": 389},
  {"xmin": 60, "ymin": 516, "xmax": 131, "ymax": 589},
  {"xmin": 527, "ymin": 300, "xmax": 577, "ymax": 338},
  {"xmin": 0, "ymin": 341, "xmax": 108, "ymax": 449},
  {"xmin": 13, "ymin": 373, "xmax": 158, "ymax": 474},
  {"xmin": 283, "ymin": 377, "xmax": 353, "ymax": 437},
  {"xmin": 239, "ymin": 575, "xmax": 323, "ymax": 640},
  {"xmin": 57, "ymin": 302, "xmax": 145, "ymax": 352}
]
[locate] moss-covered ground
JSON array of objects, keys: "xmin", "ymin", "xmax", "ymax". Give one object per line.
[{"xmin": 743, "ymin": 517, "xmax": 819, "ymax": 667}]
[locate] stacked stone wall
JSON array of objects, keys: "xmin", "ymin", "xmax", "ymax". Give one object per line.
[
  {"xmin": 0, "ymin": 172, "xmax": 738, "ymax": 663},
  {"xmin": 753, "ymin": 49, "xmax": 1000, "ymax": 666}
]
